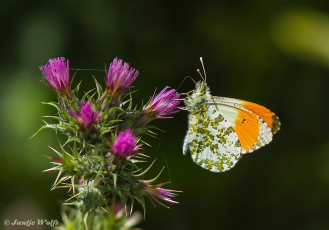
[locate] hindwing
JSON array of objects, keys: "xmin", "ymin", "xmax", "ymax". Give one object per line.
[{"xmin": 183, "ymin": 104, "xmax": 242, "ymax": 172}]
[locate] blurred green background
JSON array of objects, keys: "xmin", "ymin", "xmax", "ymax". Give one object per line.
[{"xmin": 1, "ymin": 1, "xmax": 329, "ymax": 229}]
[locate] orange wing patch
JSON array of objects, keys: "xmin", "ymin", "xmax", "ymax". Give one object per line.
[
  {"xmin": 240, "ymin": 100, "xmax": 280, "ymax": 134},
  {"xmin": 234, "ymin": 109, "xmax": 260, "ymax": 151}
]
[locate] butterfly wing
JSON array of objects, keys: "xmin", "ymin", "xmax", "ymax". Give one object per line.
[
  {"xmin": 208, "ymin": 96, "xmax": 280, "ymax": 154},
  {"xmin": 183, "ymin": 104, "xmax": 242, "ymax": 172},
  {"xmin": 183, "ymin": 96, "xmax": 280, "ymax": 172}
]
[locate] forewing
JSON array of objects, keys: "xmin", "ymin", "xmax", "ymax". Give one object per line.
[
  {"xmin": 183, "ymin": 104, "xmax": 242, "ymax": 172},
  {"xmin": 209, "ymin": 96, "xmax": 277, "ymax": 154},
  {"xmin": 213, "ymin": 97, "xmax": 280, "ymax": 134}
]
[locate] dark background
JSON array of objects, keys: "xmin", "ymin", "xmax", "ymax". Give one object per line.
[{"xmin": 1, "ymin": 1, "xmax": 329, "ymax": 229}]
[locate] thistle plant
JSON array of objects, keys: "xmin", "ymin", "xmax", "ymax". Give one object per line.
[{"xmin": 36, "ymin": 57, "xmax": 181, "ymax": 230}]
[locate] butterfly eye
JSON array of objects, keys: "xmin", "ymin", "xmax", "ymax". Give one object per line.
[
  {"xmin": 199, "ymin": 85, "xmax": 206, "ymax": 94},
  {"xmin": 242, "ymin": 119, "xmax": 246, "ymax": 123}
]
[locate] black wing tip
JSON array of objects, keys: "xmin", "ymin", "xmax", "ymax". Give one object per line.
[{"xmin": 271, "ymin": 114, "xmax": 281, "ymax": 134}]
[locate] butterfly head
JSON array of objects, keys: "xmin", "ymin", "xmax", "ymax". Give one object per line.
[
  {"xmin": 184, "ymin": 81, "xmax": 211, "ymax": 109},
  {"xmin": 184, "ymin": 57, "xmax": 211, "ymax": 109}
]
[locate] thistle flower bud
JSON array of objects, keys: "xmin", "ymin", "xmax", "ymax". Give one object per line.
[
  {"xmin": 70, "ymin": 101, "xmax": 102, "ymax": 129},
  {"xmin": 106, "ymin": 57, "xmax": 139, "ymax": 94},
  {"xmin": 143, "ymin": 86, "xmax": 181, "ymax": 119},
  {"xmin": 143, "ymin": 182, "xmax": 179, "ymax": 207},
  {"xmin": 40, "ymin": 57, "xmax": 73, "ymax": 98},
  {"xmin": 110, "ymin": 129, "xmax": 139, "ymax": 159}
]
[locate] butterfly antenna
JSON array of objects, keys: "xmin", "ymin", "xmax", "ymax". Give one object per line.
[
  {"xmin": 200, "ymin": 57, "xmax": 207, "ymax": 82},
  {"xmin": 197, "ymin": 69, "xmax": 205, "ymax": 82},
  {"xmin": 176, "ymin": 76, "xmax": 196, "ymax": 91}
]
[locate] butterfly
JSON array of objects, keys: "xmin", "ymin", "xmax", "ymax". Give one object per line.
[{"xmin": 183, "ymin": 58, "xmax": 280, "ymax": 172}]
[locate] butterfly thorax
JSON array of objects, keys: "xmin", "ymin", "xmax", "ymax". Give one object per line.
[{"xmin": 184, "ymin": 81, "xmax": 211, "ymax": 112}]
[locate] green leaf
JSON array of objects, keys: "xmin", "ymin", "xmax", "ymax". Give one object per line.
[
  {"xmin": 82, "ymin": 89, "xmax": 96, "ymax": 101},
  {"xmin": 112, "ymin": 173, "xmax": 117, "ymax": 188},
  {"xmin": 134, "ymin": 160, "xmax": 156, "ymax": 177},
  {"xmin": 30, "ymin": 124, "xmax": 49, "ymax": 138},
  {"xmin": 71, "ymin": 81, "xmax": 82, "ymax": 99},
  {"xmin": 42, "ymin": 101, "xmax": 62, "ymax": 112},
  {"xmin": 144, "ymin": 167, "xmax": 165, "ymax": 184},
  {"xmin": 65, "ymin": 136, "xmax": 81, "ymax": 145},
  {"xmin": 100, "ymin": 128, "xmax": 114, "ymax": 136},
  {"xmin": 70, "ymin": 100, "xmax": 78, "ymax": 111},
  {"xmin": 93, "ymin": 76, "xmax": 103, "ymax": 101},
  {"xmin": 42, "ymin": 115, "xmax": 63, "ymax": 121}
]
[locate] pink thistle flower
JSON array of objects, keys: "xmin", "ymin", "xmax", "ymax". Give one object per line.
[
  {"xmin": 106, "ymin": 57, "xmax": 139, "ymax": 93},
  {"xmin": 111, "ymin": 129, "xmax": 139, "ymax": 159},
  {"xmin": 40, "ymin": 57, "xmax": 73, "ymax": 97},
  {"xmin": 143, "ymin": 182, "xmax": 179, "ymax": 207},
  {"xmin": 143, "ymin": 86, "xmax": 181, "ymax": 119},
  {"xmin": 70, "ymin": 101, "xmax": 102, "ymax": 128}
]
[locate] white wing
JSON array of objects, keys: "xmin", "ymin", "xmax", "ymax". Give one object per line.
[
  {"xmin": 208, "ymin": 96, "xmax": 274, "ymax": 154},
  {"xmin": 183, "ymin": 104, "xmax": 242, "ymax": 172}
]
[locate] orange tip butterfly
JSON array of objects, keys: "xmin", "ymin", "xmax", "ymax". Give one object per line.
[{"xmin": 183, "ymin": 57, "xmax": 280, "ymax": 172}]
